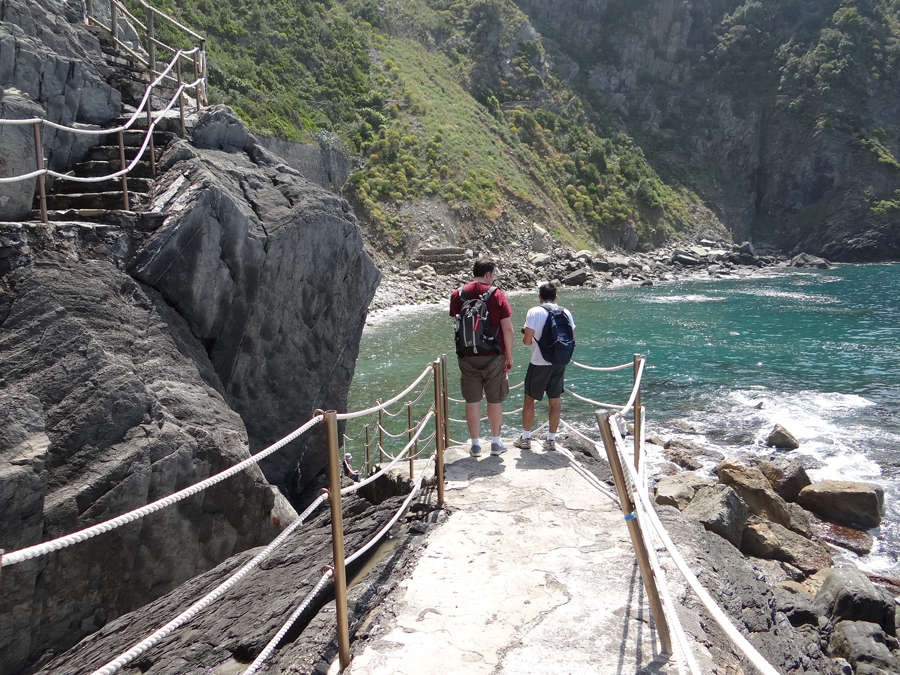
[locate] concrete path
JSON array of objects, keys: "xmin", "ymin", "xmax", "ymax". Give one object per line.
[{"xmin": 344, "ymin": 440, "xmax": 679, "ymax": 675}]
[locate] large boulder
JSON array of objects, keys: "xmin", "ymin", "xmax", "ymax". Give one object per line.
[
  {"xmin": 716, "ymin": 458, "xmax": 794, "ymax": 530},
  {"xmin": 815, "ymin": 567, "xmax": 893, "ymax": 627},
  {"xmin": 681, "ymin": 484, "xmax": 749, "ymax": 547},
  {"xmin": 798, "ymin": 481, "xmax": 885, "ymax": 530},
  {"xmin": 827, "ymin": 621, "xmax": 900, "ymax": 674},
  {"xmin": 791, "ymin": 253, "xmax": 833, "ymax": 269},
  {"xmin": 129, "ymin": 107, "xmax": 380, "ymax": 495},
  {"xmin": 756, "ymin": 457, "xmax": 811, "ymax": 502},
  {"xmin": 0, "ymin": 89, "xmax": 42, "ymax": 220},
  {"xmin": 741, "ymin": 517, "xmax": 833, "ymax": 575},
  {"xmin": 0, "ymin": 259, "xmax": 295, "ymax": 674},
  {"xmin": 531, "ymin": 223, "xmax": 554, "ymax": 253}
]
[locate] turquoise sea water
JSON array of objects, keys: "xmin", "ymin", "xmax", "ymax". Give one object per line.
[{"xmin": 346, "ymin": 263, "xmax": 900, "ymax": 575}]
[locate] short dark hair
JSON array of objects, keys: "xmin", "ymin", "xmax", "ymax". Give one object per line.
[
  {"xmin": 539, "ymin": 283, "xmax": 557, "ymax": 302},
  {"xmin": 473, "ymin": 257, "xmax": 496, "ymax": 278}
]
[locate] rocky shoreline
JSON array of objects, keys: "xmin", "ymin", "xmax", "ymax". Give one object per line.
[{"xmin": 368, "ymin": 223, "xmax": 833, "ymax": 312}]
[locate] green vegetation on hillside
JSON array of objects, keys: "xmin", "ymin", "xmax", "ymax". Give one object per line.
[{"xmin": 138, "ymin": 0, "xmax": 692, "ymax": 251}]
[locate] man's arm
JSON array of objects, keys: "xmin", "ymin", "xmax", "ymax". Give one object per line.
[
  {"xmin": 523, "ymin": 327, "xmax": 535, "ymax": 345},
  {"xmin": 500, "ymin": 317, "xmax": 514, "ymax": 372}
]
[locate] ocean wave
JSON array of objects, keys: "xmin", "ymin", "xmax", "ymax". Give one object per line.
[{"xmin": 644, "ymin": 294, "xmax": 727, "ymax": 304}]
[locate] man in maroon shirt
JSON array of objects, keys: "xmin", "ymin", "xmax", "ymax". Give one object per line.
[{"xmin": 449, "ymin": 258, "xmax": 514, "ymax": 457}]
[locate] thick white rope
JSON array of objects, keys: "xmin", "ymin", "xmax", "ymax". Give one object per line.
[
  {"xmin": 2, "ymin": 415, "xmax": 324, "ymax": 567},
  {"xmin": 571, "ymin": 360, "xmax": 634, "ymax": 372},
  {"xmin": 619, "ymin": 358, "xmax": 646, "ymax": 415},
  {"xmin": 336, "ymin": 365, "xmax": 432, "ymax": 420},
  {"xmin": 563, "ymin": 388, "xmax": 620, "ymax": 410},
  {"xmin": 242, "ymin": 451, "xmax": 437, "ymax": 674},
  {"xmin": 241, "ymin": 569, "xmax": 334, "ymax": 675},
  {"xmin": 607, "ymin": 419, "xmax": 780, "ymax": 675},
  {"xmin": 343, "ymin": 412, "xmax": 434, "ymax": 496},
  {"xmin": 89, "ymin": 493, "xmax": 328, "ymax": 675}
]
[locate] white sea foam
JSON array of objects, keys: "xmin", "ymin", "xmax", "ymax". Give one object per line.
[
  {"xmin": 365, "ymin": 301, "xmax": 444, "ymax": 328},
  {"xmin": 644, "ymin": 294, "xmax": 726, "ymax": 304}
]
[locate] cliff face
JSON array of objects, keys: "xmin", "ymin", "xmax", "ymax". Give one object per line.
[{"xmin": 512, "ymin": 0, "xmax": 900, "ymax": 260}]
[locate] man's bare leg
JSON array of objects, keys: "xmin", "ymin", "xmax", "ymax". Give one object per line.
[
  {"xmin": 487, "ymin": 402, "xmax": 503, "ymax": 438},
  {"xmin": 548, "ymin": 398, "xmax": 561, "ymax": 433},
  {"xmin": 522, "ymin": 395, "xmax": 536, "ymax": 431},
  {"xmin": 465, "ymin": 402, "xmax": 481, "ymax": 441}
]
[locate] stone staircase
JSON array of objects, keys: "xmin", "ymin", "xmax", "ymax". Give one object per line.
[{"xmin": 411, "ymin": 247, "xmax": 469, "ymax": 275}]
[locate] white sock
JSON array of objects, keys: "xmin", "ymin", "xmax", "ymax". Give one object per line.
[
  {"xmin": 547, "ymin": 432, "xmax": 556, "ymax": 441},
  {"xmin": 522, "ymin": 430, "xmax": 531, "ymax": 439},
  {"xmin": 492, "ymin": 436, "xmax": 501, "ymax": 445},
  {"xmin": 470, "ymin": 438, "xmax": 480, "ymax": 447}
]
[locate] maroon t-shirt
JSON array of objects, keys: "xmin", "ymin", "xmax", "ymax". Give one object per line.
[{"xmin": 449, "ymin": 282, "xmax": 513, "ymax": 355}]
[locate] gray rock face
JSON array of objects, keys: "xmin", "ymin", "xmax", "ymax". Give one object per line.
[
  {"xmin": 654, "ymin": 505, "xmax": 840, "ymax": 674},
  {"xmin": 531, "ymin": 223, "xmax": 553, "ymax": 253},
  {"xmin": 0, "ymin": 259, "xmax": 295, "ymax": 674},
  {"xmin": 791, "ymin": 253, "xmax": 833, "ymax": 269},
  {"xmin": 798, "ymin": 481, "xmax": 885, "ymax": 530},
  {"xmin": 816, "ymin": 567, "xmax": 892, "ymax": 627},
  {"xmin": 129, "ymin": 106, "xmax": 381, "ymax": 495},
  {"xmin": 827, "ymin": 621, "xmax": 900, "ymax": 674},
  {"xmin": 0, "ymin": 89, "xmax": 42, "ymax": 220},
  {"xmin": 254, "ymin": 134, "xmax": 355, "ymax": 192},
  {"xmin": 0, "ymin": 0, "xmax": 121, "ymax": 170},
  {"xmin": 681, "ymin": 484, "xmax": 749, "ymax": 547}
]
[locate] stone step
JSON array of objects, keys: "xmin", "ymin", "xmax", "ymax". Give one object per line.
[
  {"xmin": 87, "ymin": 145, "xmax": 159, "ymax": 162},
  {"xmin": 38, "ymin": 192, "xmax": 147, "ymax": 211},
  {"xmin": 72, "ymin": 160, "xmax": 155, "ymax": 178},
  {"xmin": 106, "ymin": 129, "xmax": 177, "ymax": 147},
  {"xmin": 28, "ymin": 209, "xmax": 167, "ymax": 230},
  {"xmin": 48, "ymin": 177, "xmax": 152, "ymax": 195}
]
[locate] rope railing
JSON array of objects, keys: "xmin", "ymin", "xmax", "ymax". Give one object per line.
[
  {"xmin": 89, "ymin": 493, "xmax": 329, "ymax": 675},
  {"xmin": 336, "ymin": 365, "xmax": 432, "ymax": 420},
  {"xmin": 1, "ymin": 414, "xmax": 324, "ymax": 568},
  {"xmin": 571, "ymin": 359, "xmax": 634, "ymax": 372}
]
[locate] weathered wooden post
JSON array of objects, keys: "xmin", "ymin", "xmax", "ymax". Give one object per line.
[
  {"xmin": 324, "ymin": 412, "xmax": 351, "ymax": 670},
  {"xmin": 596, "ymin": 410, "xmax": 672, "ymax": 656},
  {"xmin": 633, "ymin": 354, "xmax": 642, "ymax": 470},
  {"xmin": 117, "ymin": 129, "xmax": 129, "ymax": 210},
  {"xmin": 32, "ymin": 122, "xmax": 47, "ymax": 224},
  {"xmin": 433, "ymin": 359, "xmax": 445, "ymax": 505}
]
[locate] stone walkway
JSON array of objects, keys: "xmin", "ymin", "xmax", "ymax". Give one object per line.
[{"xmin": 341, "ymin": 440, "xmax": 682, "ymax": 675}]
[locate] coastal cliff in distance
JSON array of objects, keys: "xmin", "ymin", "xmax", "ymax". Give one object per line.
[{"xmin": 0, "ymin": 2, "xmax": 380, "ymax": 672}]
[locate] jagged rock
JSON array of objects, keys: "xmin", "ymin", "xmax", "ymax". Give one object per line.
[
  {"xmin": 572, "ymin": 249, "xmax": 593, "ymax": 262},
  {"xmin": 531, "ymin": 223, "xmax": 553, "ymax": 253},
  {"xmin": 663, "ymin": 445, "xmax": 702, "ymax": 470},
  {"xmin": 681, "ymin": 484, "xmax": 749, "ymax": 547},
  {"xmin": 741, "ymin": 517, "xmax": 833, "ymax": 575},
  {"xmin": 674, "ymin": 253, "xmax": 701, "ymax": 266},
  {"xmin": 798, "ymin": 481, "xmax": 885, "ymax": 530},
  {"xmin": 528, "ymin": 252, "xmax": 551, "ymax": 266},
  {"xmin": 130, "ymin": 107, "xmax": 380, "ymax": 496},
  {"xmin": 773, "ymin": 586, "xmax": 821, "ymax": 627},
  {"xmin": 816, "ymin": 567, "xmax": 892, "ymax": 627},
  {"xmin": 31, "ymin": 493, "xmax": 434, "ymax": 675},
  {"xmin": 665, "ymin": 438, "xmax": 724, "ymax": 461},
  {"xmin": 0, "ymin": 89, "xmax": 43, "ymax": 220},
  {"xmin": 716, "ymin": 458, "xmax": 795, "ymax": 530},
  {"xmin": 766, "ymin": 424, "xmax": 800, "ymax": 449},
  {"xmin": 0, "ymin": 259, "xmax": 295, "ymax": 673},
  {"xmin": 653, "ymin": 505, "xmax": 838, "ymax": 672},
  {"xmin": 756, "ymin": 457, "xmax": 811, "ymax": 501},
  {"xmin": 827, "ymin": 621, "xmax": 900, "ymax": 674},
  {"xmin": 791, "ymin": 253, "xmax": 833, "ymax": 269}
]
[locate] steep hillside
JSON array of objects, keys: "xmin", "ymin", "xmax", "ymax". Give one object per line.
[{"xmin": 144, "ymin": 0, "xmax": 900, "ymax": 260}]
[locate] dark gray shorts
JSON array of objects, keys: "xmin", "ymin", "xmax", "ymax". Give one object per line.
[{"xmin": 524, "ymin": 363, "xmax": 566, "ymax": 400}]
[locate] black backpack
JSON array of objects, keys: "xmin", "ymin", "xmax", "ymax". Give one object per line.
[
  {"xmin": 454, "ymin": 285, "xmax": 499, "ymax": 357},
  {"xmin": 536, "ymin": 306, "xmax": 575, "ymax": 365}
]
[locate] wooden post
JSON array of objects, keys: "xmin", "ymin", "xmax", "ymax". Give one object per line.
[
  {"xmin": 146, "ymin": 9, "xmax": 156, "ymax": 72},
  {"xmin": 33, "ymin": 123, "xmax": 47, "ymax": 224},
  {"xmin": 364, "ymin": 424, "xmax": 370, "ymax": 477},
  {"xmin": 110, "ymin": 0, "xmax": 118, "ymax": 47},
  {"xmin": 433, "ymin": 360, "xmax": 445, "ymax": 505},
  {"xmin": 84, "ymin": 0, "xmax": 93, "ymax": 24},
  {"xmin": 407, "ymin": 403, "xmax": 415, "ymax": 481},
  {"xmin": 117, "ymin": 130, "xmax": 129, "ymax": 211},
  {"xmin": 324, "ymin": 412, "xmax": 351, "ymax": 671},
  {"xmin": 633, "ymin": 354, "xmax": 642, "ymax": 470},
  {"xmin": 193, "ymin": 51, "xmax": 202, "ymax": 111},
  {"xmin": 596, "ymin": 410, "xmax": 672, "ymax": 656},
  {"xmin": 440, "ymin": 354, "xmax": 450, "ymax": 450},
  {"xmin": 200, "ymin": 39, "xmax": 208, "ymax": 106},
  {"xmin": 145, "ymin": 96, "xmax": 156, "ymax": 176},
  {"xmin": 176, "ymin": 59, "xmax": 186, "ymax": 136},
  {"xmin": 378, "ymin": 403, "xmax": 384, "ymax": 463}
]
